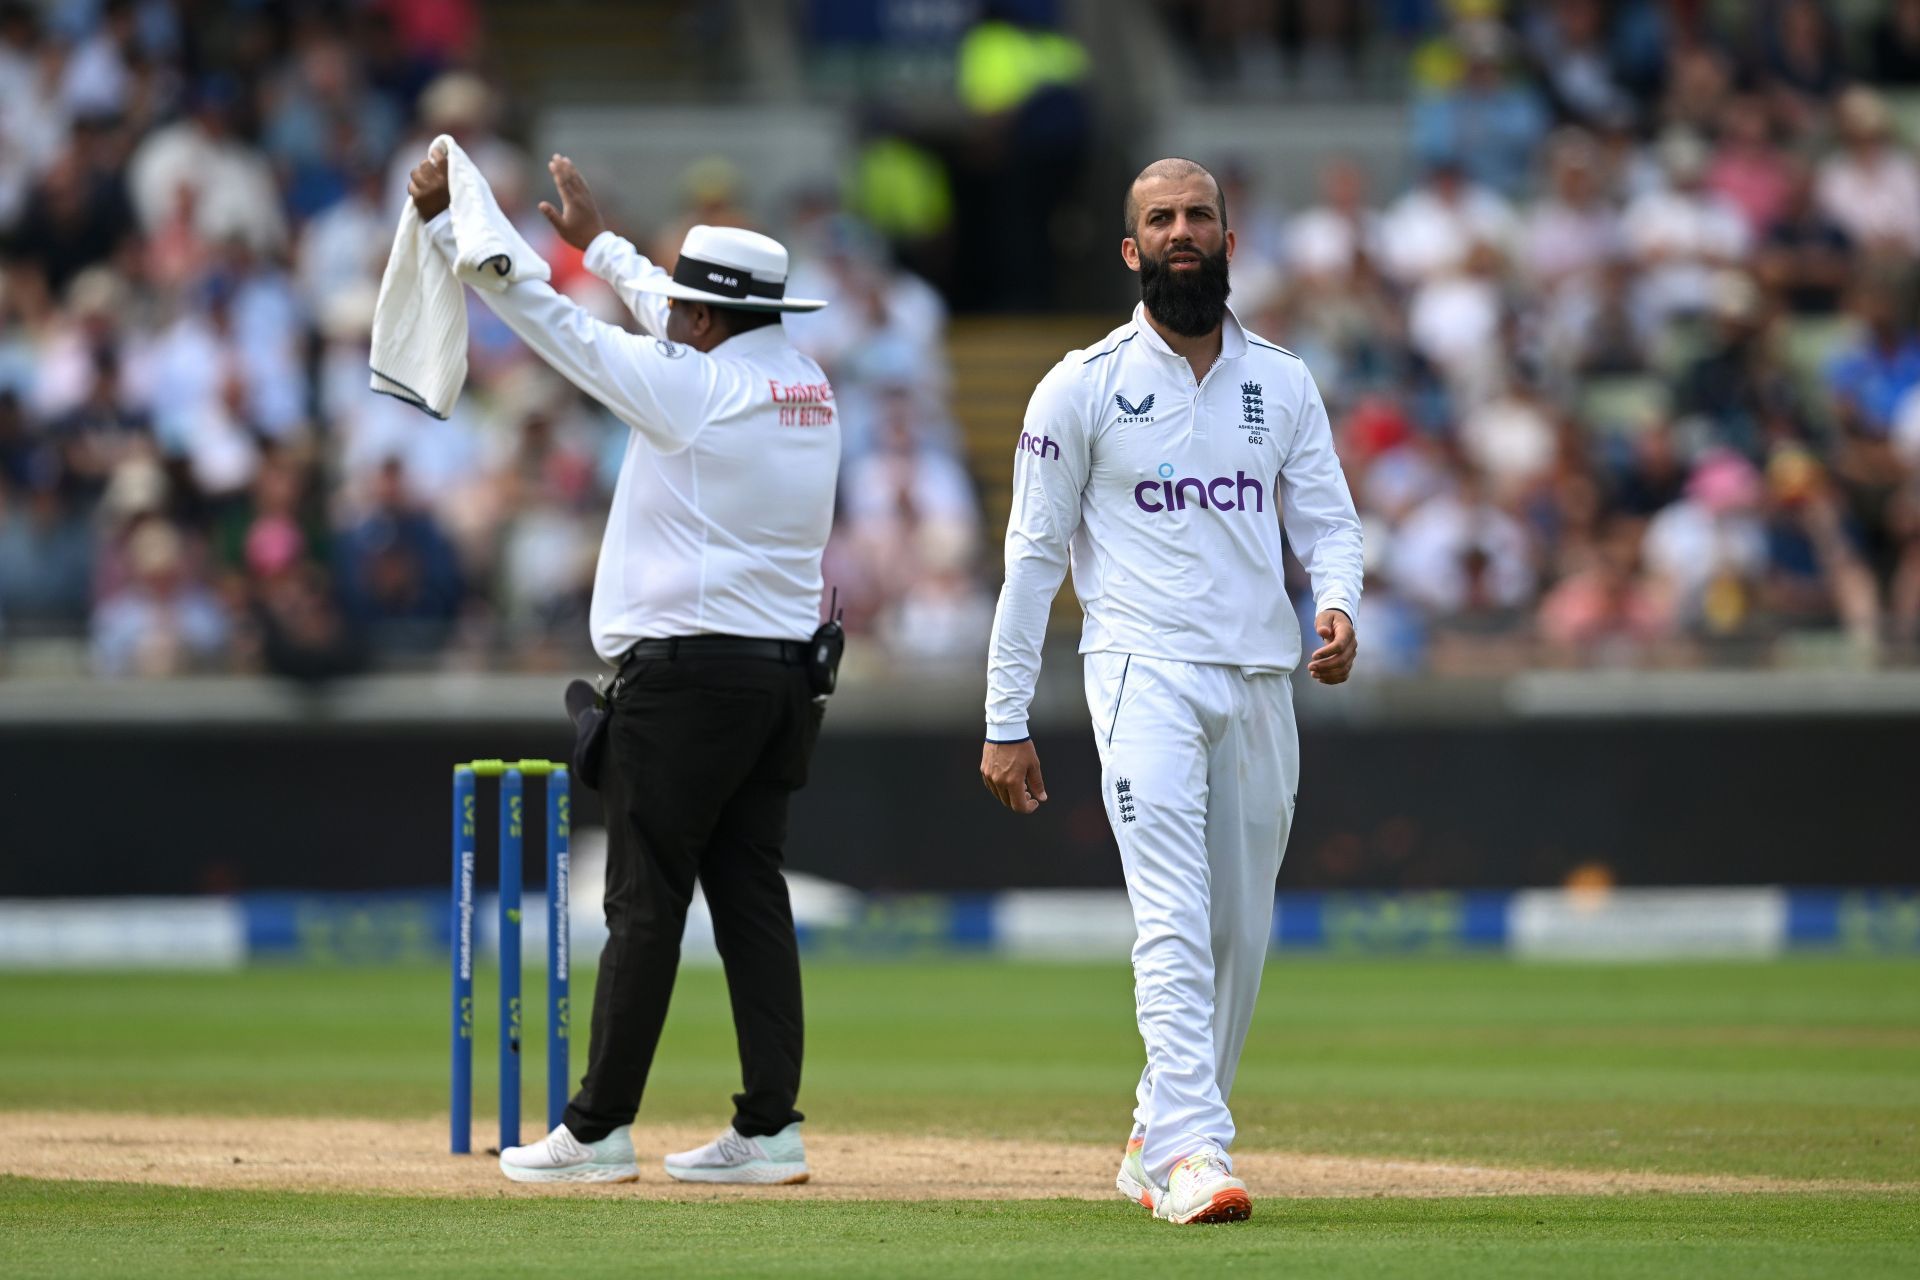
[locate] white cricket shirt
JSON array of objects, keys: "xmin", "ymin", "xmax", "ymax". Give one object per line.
[
  {"xmin": 427, "ymin": 219, "xmax": 840, "ymax": 663},
  {"xmin": 985, "ymin": 303, "xmax": 1364, "ymax": 741}
]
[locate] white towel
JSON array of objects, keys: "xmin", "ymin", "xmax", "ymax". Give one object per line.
[{"xmin": 369, "ymin": 133, "xmax": 551, "ymax": 419}]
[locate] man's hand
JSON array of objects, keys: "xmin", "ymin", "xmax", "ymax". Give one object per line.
[
  {"xmin": 538, "ymin": 154, "xmax": 608, "ymax": 252},
  {"xmin": 1307, "ymin": 609, "xmax": 1357, "ymax": 685},
  {"xmin": 981, "ymin": 739, "xmax": 1048, "ymax": 814},
  {"xmin": 408, "ymin": 148, "xmax": 450, "ymax": 222}
]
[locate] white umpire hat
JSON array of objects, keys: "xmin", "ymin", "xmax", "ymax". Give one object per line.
[{"xmin": 630, "ymin": 224, "xmax": 827, "ymax": 313}]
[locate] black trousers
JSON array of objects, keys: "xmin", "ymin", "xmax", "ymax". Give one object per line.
[{"xmin": 562, "ymin": 650, "xmax": 820, "ymax": 1142}]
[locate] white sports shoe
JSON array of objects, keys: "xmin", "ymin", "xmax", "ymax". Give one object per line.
[
  {"xmin": 1115, "ymin": 1137, "xmax": 1155, "ymax": 1210},
  {"xmin": 1154, "ymin": 1150, "xmax": 1252, "ymax": 1225},
  {"xmin": 498, "ymin": 1124, "xmax": 639, "ymax": 1184},
  {"xmin": 663, "ymin": 1122, "xmax": 810, "ymax": 1185}
]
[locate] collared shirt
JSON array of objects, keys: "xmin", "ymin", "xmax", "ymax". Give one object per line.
[
  {"xmin": 425, "ymin": 219, "xmax": 840, "ymax": 662},
  {"xmin": 985, "ymin": 304, "xmax": 1364, "ymax": 741}
]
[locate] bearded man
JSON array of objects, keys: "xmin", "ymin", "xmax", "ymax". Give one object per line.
[{"xmin": 978, "ymin": 158, "xmax": 1365, "ymax": 1224}]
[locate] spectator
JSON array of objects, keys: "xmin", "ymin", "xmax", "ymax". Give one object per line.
[
  {"xmin": 1760, "ymin": 443, "xmax": 1880, "ymax": 643},
  {"xmin": 1390, "ymin": 466, "xmax": 1537, "ymax": 618},
  {"xmin": 1537, "ymin": 516, "xmax": 1673, "ymax": 661},
  {"xmin": 1621, "ymin": 129, "xmax": 1750, "ymax": 336},
  {"xmin": 1758, "ymin": 0, "xmax": 1849, "ymax": 134},
  {"xmin": 332, "ymin": 458, "xmax": 465, "ymax": 656},
  {"xmin": 127, "ymin": 75, "xmax": 287, "ymax": 255},
  {"xmin": 841, "ymin": 386, "xmax": 980, "ymax": 612},
  {"xmin": 91, "ymin": 517, "xmax": 229, "ymax": 675},
  {"xmin": 1519, "ymin": 129, "xmax": 1618, "ymax": 295},
  {"xmin": 1410, "ymin": 20, "xmax": 1550, "ymax": 198},
  {"xmin": 1674, "ymin": 271, "xmax": 1800, "ymax": 460},
  {"xmin": 0, "ymin": 3, "xmax": 66, "ymax": 232},
  {"xmin": 1522, "ymin": 0, "xmax": 1637, "ymax": 131},
  {"xmin": 1756, "ymin": 158, "xmax": 1854, "ymax": 314},
  {"xmin": 1816, "ymin": 87, "xmax": 1920, "ymax": 259},
  {"xmin": 1707, "ymin": 95, "xmax": 1794, "ymax": 238},
  {"xmin": 1287, "ymin": 157, "xmax": 1382, "ymax": 284},
  {"xmin": 4, "ymin": 141, "xmax": 136, "ymax": 295},
  {"xmin": 1826, "ymin": 281, "xmax": 1920, "ymax": 439},
  {"xmin": 1643, "ymin": 450, "xmax": 1770, "ymax": 636}
]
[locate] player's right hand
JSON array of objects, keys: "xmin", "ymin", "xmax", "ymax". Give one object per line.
[
  {"xmin": 539, "ymin": 154, "xmax": 609, "ymax": 252},
  {"xmin": 981, "ymin": 739, "xmax": 1048, "ymax": 815}
]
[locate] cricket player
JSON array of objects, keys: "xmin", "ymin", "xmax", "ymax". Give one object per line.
[{"xmin": 980, "ymin": 158, "xmax": 1364, "ymax": 1224}]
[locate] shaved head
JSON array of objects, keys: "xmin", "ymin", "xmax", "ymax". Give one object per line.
[{"xmin": 1124, "ymin": 157, "xmax": 1227, "ymax": 238}]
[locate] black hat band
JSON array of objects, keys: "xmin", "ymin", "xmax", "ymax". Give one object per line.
[{"xmin": 671, "ymin": 254, "xmax": 785, "ymax": 301}]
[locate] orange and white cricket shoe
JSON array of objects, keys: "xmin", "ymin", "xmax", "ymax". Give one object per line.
[
  {"xmin": 1115, "ymin": 1137, "xmax": 1155, "ymax": 1210},
  {"xmin": 1153, "ymin": 1150, "xmax": 1252, "ymax": 1224}
]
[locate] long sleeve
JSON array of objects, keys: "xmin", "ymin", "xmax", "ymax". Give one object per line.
[
  {"xmin": 582, "ymin": 230, "xmax": 673, "ymax": 338},
  {"xmin": 984, "ymin": 364, "xmax": 1090, "ymax": 741},
  {"xmin": 1278, "ymin": 372, "xmax": 1365, "ymax": 621},
  {"xmin": 425, "ymin": 213, "xmax": 715, "ymax": 454}
]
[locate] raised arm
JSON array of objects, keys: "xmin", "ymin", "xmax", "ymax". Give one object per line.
[
  {"xmin": 535, "ymin": 154, "xmax": 673, "ymax": 338},
  {"xmin": 424, "ymin": 211, "xmax": 717, "ymax": 453},
  {"xmin": 980, "ymin": 363, "xmax": 1090, "ymax": 812}
]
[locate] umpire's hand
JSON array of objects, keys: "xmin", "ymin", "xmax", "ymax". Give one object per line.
[
  {"xmin": 981, "ymin": 739, "xmax": 1048, "ymax": 815},
  {"xmin": 408, "ymin": 147, "xmax": 450, "ymax": 221},
  {"xmin": 539, "ymin": 155, "xmax": 609, "ymax": 252}
]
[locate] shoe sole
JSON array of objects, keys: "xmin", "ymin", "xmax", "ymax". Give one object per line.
[
  {"xmin": 1167, "ymin": 1187, "xmax": 1253, "ymax": 1224},
  {"xmin": 499, "ymin": 1162, "xmax": 641, "ymax": 1184},
  {"xmin": 1115, "ymin": 1170, "xmax": 1154, "ymax": 1210},
  {"xmin": 663, "ymin": 1162, "xmax": 810, "ymax": 1185}
]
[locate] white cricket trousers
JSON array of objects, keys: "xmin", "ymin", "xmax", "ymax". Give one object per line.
[{"xmin": 1083, "ymin": 651, "xmax": 1299, "ymax": 1184}]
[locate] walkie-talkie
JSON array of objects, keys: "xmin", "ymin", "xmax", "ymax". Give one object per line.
[{"xmin": 807, "ymin": 586, "xmax": 846, "ymax": 696}]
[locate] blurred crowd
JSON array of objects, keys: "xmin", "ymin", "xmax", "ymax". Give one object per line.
[
  {"xmin": 1212, "ymin": 0, "xmax": 1920, "ymax": 671},
  {"xmin": 0, "ymin": 0, "xmax": 983, "ymax": 678},
  {"xmin": 7, "ymin": 0, "xmax": 1920, "ymax": 681}
]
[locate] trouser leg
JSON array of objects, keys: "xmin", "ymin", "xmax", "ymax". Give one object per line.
[
  {"xmin": 1086, "ymin": 653, "xmax": 1229, "ymax": 1185},
  {"xmin": 1205, "ymin": 672, "xmax": 1298, "ymax": 1118},
  {"xmin": 703, "ymin": 776, "xmax": 806, "ymax": 1137},
  {"xmin": 562, "ymin": 661, "xmax": 773, "ymax": 1141}
]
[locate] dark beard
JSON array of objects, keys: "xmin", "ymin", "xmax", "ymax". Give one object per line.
[{"xmin": 1139, "ymin": 244, "xmax": 1231, "ymax": 337}]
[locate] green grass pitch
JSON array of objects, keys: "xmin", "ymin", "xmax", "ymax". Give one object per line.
[{"xmin": 3, "ymin": 956, "xmax": 1916, "ymax": 1277}]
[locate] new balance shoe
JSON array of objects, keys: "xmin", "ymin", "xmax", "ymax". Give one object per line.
[
  {"xmin": 498, "ymin": 1124, "xmax": 639, "ymax": 1183},
  {"xmin": 1115, "ymin": 1137, "xmax": 1155, "ymax": 1210},
  {"xmin": 663, "ymin": 1122, "xmax": 809, "ymax": 1185},
  {"xmin": 1154, "ymin": 1150, "xmax": 1252, "ymax": 1224}
]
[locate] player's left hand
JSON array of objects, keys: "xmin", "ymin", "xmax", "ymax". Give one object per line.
[
  {"xmin": 1308, "ymin": 609, "xmax": 1356, "ymax": 685},
  {"xmin": 408, "ymin": 147, "xmax": 450, "ymax": 221}
]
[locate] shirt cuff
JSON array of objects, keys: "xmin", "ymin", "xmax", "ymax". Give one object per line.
[
  {"xmin": 582, "ymin": 229, "xmax": 628, "ymax": 280},
  {"xmin": 1315, "ymin": 597, "xmax": 1356, "ymax": 624},
  {"xmin": 424, "ymin": 209, "xmax": 456, "ymax": 256},
  {"xmin": 985, "ymin": 719, "xmax": 1030, "ymax": 743}
]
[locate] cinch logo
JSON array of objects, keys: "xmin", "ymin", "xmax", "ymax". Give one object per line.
[
  {"xmin": 1018, "ymin": 431, "xmax": 1060, "ymax": 460},
  {"xmin": 1134, "ymin": 463, "xmax": 1265, "ymax": 513}
]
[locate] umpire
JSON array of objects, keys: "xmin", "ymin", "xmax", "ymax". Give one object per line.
[{"xmin": 407, "ymin": 151, "xmax": 839, "ymax": 1185}]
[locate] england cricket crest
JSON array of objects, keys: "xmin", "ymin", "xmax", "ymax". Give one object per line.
[{"xmin": 1241, "ymin": 381, "xmax": 1265, "ymax": 444}]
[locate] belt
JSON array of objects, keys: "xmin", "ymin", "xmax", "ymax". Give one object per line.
[{"xmin": 621, "ymin": 635, "xmax": 806, "ymax": 666}]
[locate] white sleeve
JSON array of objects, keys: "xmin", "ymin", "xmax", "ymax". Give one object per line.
[
  {"xmin": 582, "ymin": 230, "xmax": 673, "ymax": 338},
  {"xmin": 426, "ymin": 214, "xmax": 714, "ymax": 453},
  {"xmin": 1279, "ymin": 371, "xmax": 1365, "ymax": 621},
  {"xmin": 984, "ymin": 363, "xmax": 1089, "ymax": 742}
]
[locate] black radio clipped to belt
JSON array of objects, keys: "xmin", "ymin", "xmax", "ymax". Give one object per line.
[{"xmin": 807, "ymin": 587, "xmax": 846, "ymax": 696}]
